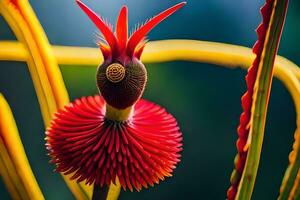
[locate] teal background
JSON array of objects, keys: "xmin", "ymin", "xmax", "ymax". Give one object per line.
[{"xmin": 0, "ymin": 0, "xmax": 300, "ymax": 199}]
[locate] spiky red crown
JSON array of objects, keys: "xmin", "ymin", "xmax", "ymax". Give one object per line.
[{"xmin": 76, "ymin": 0, "xmax": 186, "ymax": 61}]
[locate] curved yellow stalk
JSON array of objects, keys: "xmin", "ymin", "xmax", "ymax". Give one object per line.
[
  {"xmin": 0, "ymin": 0, "xmax": 69, "ymax": 123},
  {"xmin": 269, "ymin": 68, "xmax": 300, "ymax": 200},
  {"xmin": 0, "ymin": 1, "xmax": 99, "ymax": 199},
  {"xmin": 0, "ymin": 5, "xmax": 55, "ymax": 125},
  {"xmin": 1, "ymin": 39, "xmax": 296, "ymax": 73},
  {"xmin": 0, "ymin": 93, "xmax": 44, "ymax": 200},
  {"xmin": 16, "ymin": 0, "xmax": 69, "ymax": 109},
  {"xmin": 0, "ymin": 153, "xmax": 22, "ymax": 200},
  {"xmin": 1, "ymin": 39, "xmax": 299, "ymax": 81},
  {"xmin": 1, "ymin": 39, "xmax": 300, "ymax": 198},
  {"xmin": 288, "ymin": 168, "xmax": 300, "ymax": 199}
]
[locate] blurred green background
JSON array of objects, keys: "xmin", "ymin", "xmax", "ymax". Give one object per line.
[{"xmin": 0, "ymin": 0, "xmax": 300, "ymax": 199}]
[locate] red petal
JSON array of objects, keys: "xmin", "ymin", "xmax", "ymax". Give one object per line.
[
  {"xmin": 116, "ymin": 6, "xmax": 128, "ymax": 52},
  {"xmin": 133, "ymin": 40, "xmax": 147, "ymax": 60},
  {"xmin": 76, "ymin": 0, "xmax": 117, "ymax": 56},
  {"xmin": 126, "ymin": 2, "xmax": 186, "ymax": 57},
  {"xmin": 98, "ymin": 43, "xmax": 111, "ymax": 60},
  {"xmin": 46, "ymin": 95, "xmax": 182, "ymax": 191}
]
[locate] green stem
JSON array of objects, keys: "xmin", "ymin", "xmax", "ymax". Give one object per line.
[
  {"xmin": 293, "ymin": 178, "xmax": 300, "ymax": 199},
  {"xmin": 236, "ymin": 0, "xmax": 288, "ymax": 199}
]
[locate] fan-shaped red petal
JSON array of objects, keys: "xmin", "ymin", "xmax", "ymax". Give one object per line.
[{"xmin": 46, "ymin": 95, "xmax": 182, "ymax": 191}]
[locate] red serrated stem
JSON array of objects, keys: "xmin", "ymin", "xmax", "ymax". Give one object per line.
[{"xmin": 226, "ymin": 2, "xmax": 273, "ymax": 198}]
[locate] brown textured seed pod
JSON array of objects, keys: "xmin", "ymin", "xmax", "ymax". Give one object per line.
[{"xmin": 97, "ymin": 60, "xmax": 147, "ymax": 109}]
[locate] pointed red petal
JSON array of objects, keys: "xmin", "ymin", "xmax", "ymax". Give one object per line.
[
  {"xmin": 134, "ymin": 45, "xmax": 145, "ymax": 60},
  {"xmin": 98, "ymin": 43, "xmax": 111, "ymax": 60},
  {"xmin": 116, "ymin": 6, "xmax": 128, "ymax": 52},
  {"xmin": 126, "ymin": 2, "xmax": 186, "ymax": 57},
  {"xmin": 133, "ymin": 39, "xmax": 147, "ymax": 59},
  {"xmin": 76, "ymin": 0, "xmax": 117, "ymax": 56}
]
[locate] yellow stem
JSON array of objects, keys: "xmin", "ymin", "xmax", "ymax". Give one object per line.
[
  {"xmin": 292, "ymin": 169, "xmax": 300, "ymax": 199},
  {"xmin": 0, "ymin": 93, "xmax": 44, "ymax": 200},
  {"xmin": 0, "ymin": 3, "xmax": 56, "ymax": 125},
  {"xmin": 105, "ymin": 104, "xmax": 133, "ymax": 122},
  {"xmin": 0, "ymin": 138, "xmax": 29, "ymax": 200},
  {"xmin": 0, "ymin": 1, "xmax": 97, "ymax": 199},
  {"xmin": 0, "ymin": 152, "xmax": 22, "ymax": 200},
  {"xmin": 0, "ymin": 39, "xmax": 289, "ymax": 69},
  {"xmin": 18, "ymin": 0, "xmax": 69, "ymax": 109}
]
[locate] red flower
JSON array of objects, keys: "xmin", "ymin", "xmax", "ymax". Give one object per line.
[{"xmin": 46, "ymin": 0, "xmax": 185, "ymax": 191}]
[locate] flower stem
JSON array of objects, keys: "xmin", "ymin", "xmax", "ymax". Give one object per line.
[
  {"xmin": 105, "ymin": 104, "xmax": 133, "ymax": 122},
  {"xmin": 92, "ymin": 184, "xmax": 109, "ymax": 200}
]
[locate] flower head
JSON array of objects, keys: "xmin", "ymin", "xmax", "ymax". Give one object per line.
[
  {"xmin": 77, "ymin": 0, "xmax": 186, "ymax": 109},
  {"xmin": 46, "ymin": 0, "xmax": 185, "ymax": 192}
]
